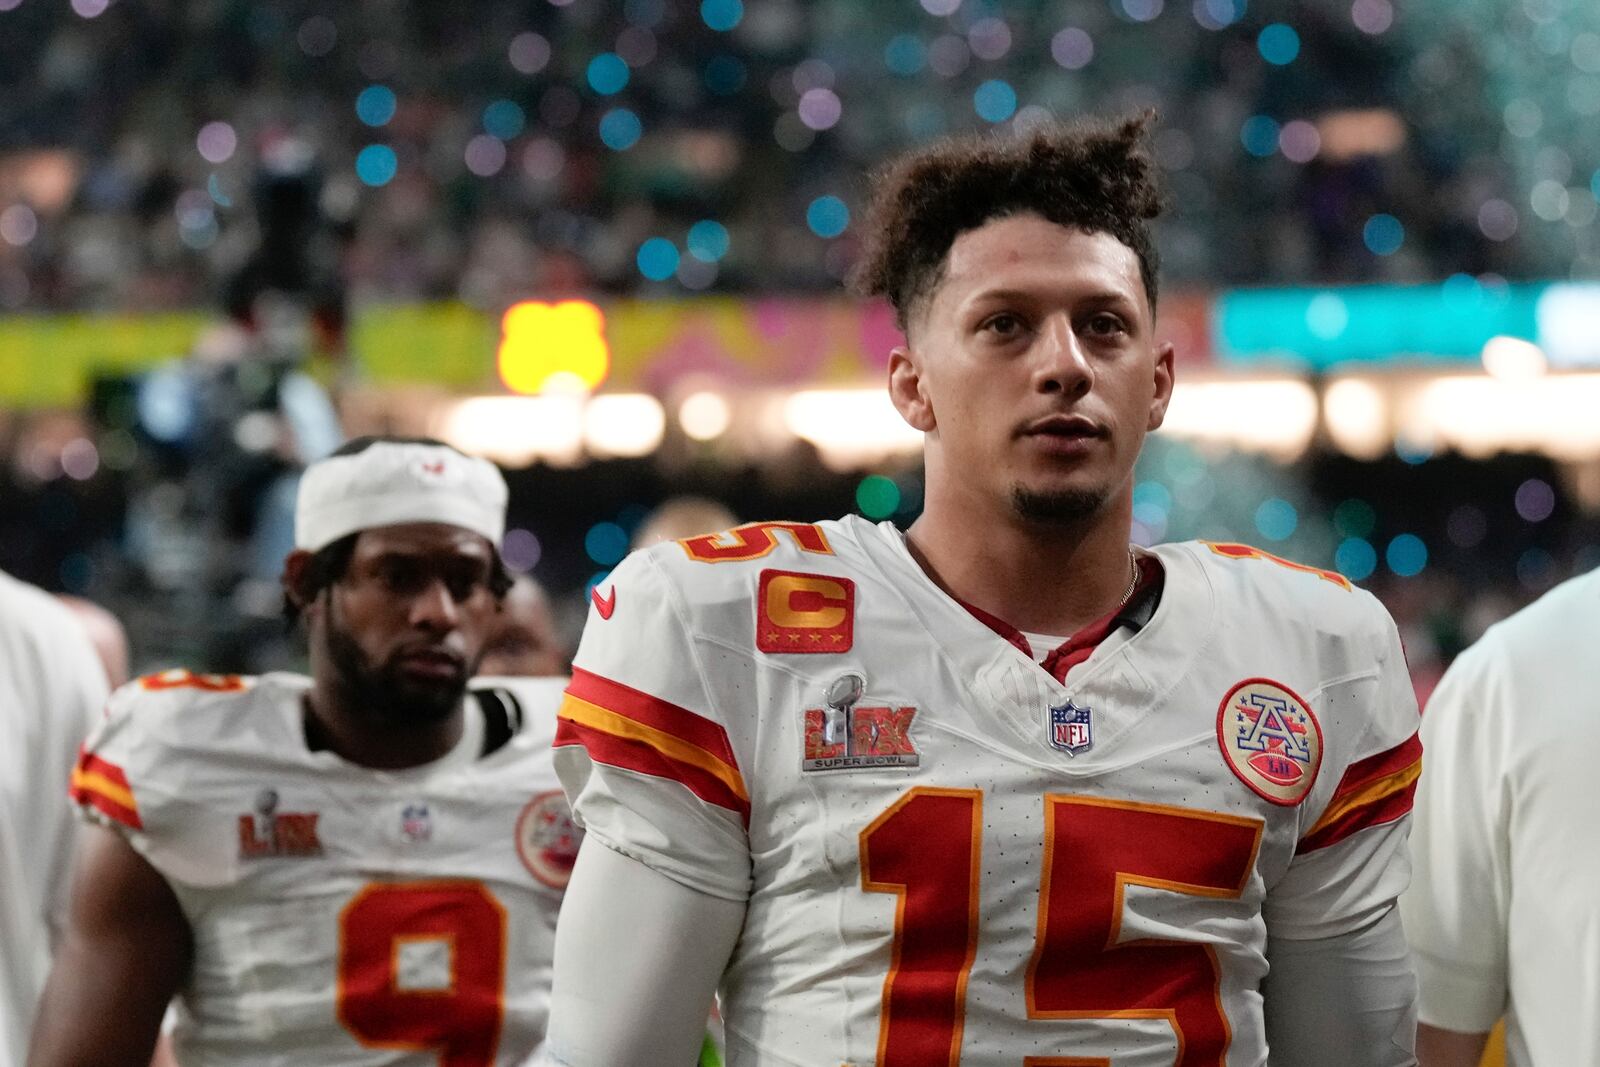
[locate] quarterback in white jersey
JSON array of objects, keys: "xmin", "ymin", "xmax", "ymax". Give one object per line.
[
  {"xmin": 70, "ymin": 670, "xmax": 575, "ymax": 1065},
  {"xmin": 31, "ymin": 438, "xmax": 580, "ymax": 1067},
  {"xmin": 547, "ymin": 116, "xmax": 1421, "ymax": 1067}
]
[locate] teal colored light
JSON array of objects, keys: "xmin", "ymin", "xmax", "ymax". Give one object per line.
[
  {"xmin": 356, "ymin": 85, "xmax": 397, "ymax": 127},
  {"xmin": 704, "ymin": 55, "xmax": 746, "ymax": 94},
  {"xmin": 974, "ymin": 79, "xmax": 1018, "ymax": 123},
  {"xmin": 1257, "ymin": 23, "xmax": 1300, "ymax": 64},
  {"xmin": 700, "ymin": 0, "xmax": 743, "ymax": 31},
  {"xmin": 1333, "ymin": 498, "xmax": 1376, "ymax": 539},
  {"xmin": 585, "ymin": 523, "xmax": 630, "ymax": 565},
  {"xmin": 355, "ymin": 144, "xmax": 398, "ymax": 186},
  {"xmin": 1395, "ymin": 436, "xmax": 1433, "ymax": 465},
  {"xmin": 856, "ymin": 475, "xmax": 901, "ymax": 519},
  {"xmin": 1386, "ymin": 533, "xmax": 1427, "ymax": 577},
  {"xmin": 884, "ymin": 34, "xmax": 927, "ymax": 75},
  {"xmin": 1133, "ymin": 480, "xmax": 1173, "ymax": 513},
  {"xmin": 599, "ymin": 108, "xmax": 643, "ymax": 150},
  {"xmin": 1441, "ymin": 272, "xmax": 1481, "ymax": 311},
  {"xmin": 587, "ymin": 53, "xmax": 631, "ymax": 95},
  {"xmin": 1254, "ymin": 498, "xmax": 1299, "ymax": 542},
  {"xmin": 806, "ymin": 195, "xmax": 850, "ymax": 238},
  {"xmin": 1241, "ymin": 115, "xmax": 1279, "ymax": 157},
  {"xmin": 686, "ymin": 220, "xmax": 730, "ymax": 262},
  {"xmin": 1214, "ymin": 283, "xmax": 1545, "ymax": 369},
  {"xmin": 636, "ymin": 237, "xmax": 680, "ymax": 281},
  {"xmin": 1363, "ymin": 213, "xmax": 1405, "ymax": 256},
  {"xmin": 1335, "ymin": 538, "xmax": 1377, "ymax": 582},
  {"xmin": 483, "ymin": 99, "xmax": 526, "ymax": 139},
  {"xmin": 1592, "ymin": 169, "xmax": 1600, "ymax": 202}
]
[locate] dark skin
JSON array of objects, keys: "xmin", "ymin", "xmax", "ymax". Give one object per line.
[{"xmin": 27, "ymin": 522, "xmax": 503, "ymax": 1067}]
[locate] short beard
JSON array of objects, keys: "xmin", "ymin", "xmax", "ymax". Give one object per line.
[
  {"xmin": 323, "ymin": 605, "xmax": 469, "ymax": 728},
  {"xmin": 1010, "ymin": 484, "xmax": 1109, "ymax": 526}
]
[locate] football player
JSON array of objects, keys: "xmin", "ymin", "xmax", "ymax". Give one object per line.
[
  {"xmin": 30, "ymin": 437, "xmax": 581, "ymax": 1066},
  {"xmin": 546, "ymin": 115, "xmax": 1422, "ymax": 1066}
]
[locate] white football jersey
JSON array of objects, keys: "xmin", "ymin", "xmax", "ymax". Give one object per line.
[
  {"xmin": 71, "ymin": 670, "xmax": 580, "ymax": 1067},
  {"xmin": 555, "ymin": 516, "xmax": 1421, "ymax": 1067}
]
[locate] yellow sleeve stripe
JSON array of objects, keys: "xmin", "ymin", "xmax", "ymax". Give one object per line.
[
  {"xmin": 69, "ymin": 767, "xmax": 137, "ymax": 811},
  {"xmin": 1306, "ymin": 758, "xmax": 1422, "ymax": 837},
  {"xmin": 558, "ymin": 693, "xmax": 750, "ymax": 804}
]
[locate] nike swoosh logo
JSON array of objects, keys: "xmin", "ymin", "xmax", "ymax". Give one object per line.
[{"xmin": 590, "ymin": 585, "xmax": 616, "ymax": 620}]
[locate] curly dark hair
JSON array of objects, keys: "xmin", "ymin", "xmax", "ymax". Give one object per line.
[{"xmin": 850, "ymin": 111, "xmax": 1164, "ymax": 333}]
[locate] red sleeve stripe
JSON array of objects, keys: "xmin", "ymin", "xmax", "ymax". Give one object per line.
[
  {"xmin": 1296, "ymin": 774, "xmax": 1417, "ymax": 853},
  {"xmin": 554, "ymin": 713, "xmax": 751, "ymax": 825},
  {"xmin": 1328, "ymin": 732, "xmax": 1423, "ymax": 805},
  {"xmin": 565, "ymin": 668, "xmax": 741, "ymax": 773},
  {"xmin": 1297, "ymin": 736, "xmax": 1422, "ymax": 854},
  {"xmin": 68, "ymin": 750, "xmax": 142, "ymax": 830}
]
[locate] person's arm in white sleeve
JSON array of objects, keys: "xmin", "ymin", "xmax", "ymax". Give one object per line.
[
  {"xmin": 1263, "ymin": 905, "xmax": 1417, "ymax": 1066},
  {"xmin": 545, "ymin": 841, "xmax": 743, "ymax": 1067},
  {"xmin": 1264, "ymin": 607, "xmax": 1421, "ymax": 1066},
  {"xmin": 1398, "ymin": 641, "xmax": 1512, "ymax": 1065}
]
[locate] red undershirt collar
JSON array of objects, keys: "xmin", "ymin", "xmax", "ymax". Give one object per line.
[{"xmin": 953, "ymin": 555, "xmax": 1166, "ymax": 685}]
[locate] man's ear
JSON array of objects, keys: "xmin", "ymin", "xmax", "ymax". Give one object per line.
[
  {"xmin": 888, "ymin": 345, "xmax": 936, "ymax": 433},
  {"xmin": 282, "ymin": 550, "xmax": 318, "ymax": 617},
  {"xmin": 1147, "ymin": 339, "xmax": 1176, "ymax": 432}
]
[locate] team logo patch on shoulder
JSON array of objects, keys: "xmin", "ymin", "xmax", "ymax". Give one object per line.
[
  {"xmin": 757, "ymin": 569, "xmax": 854, "ymax": 654},
  {"xmin": 517, "ymin": 790, "xmax": 583, "ymax": 889},
  {"xmin": 1217, "ymin": 678, "xmax": 1323, "ymax": 806}
]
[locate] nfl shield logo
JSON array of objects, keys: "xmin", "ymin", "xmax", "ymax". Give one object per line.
[{"xmin": 1048, "ymin": 700, "xmax": 1094, "ymax": 756}]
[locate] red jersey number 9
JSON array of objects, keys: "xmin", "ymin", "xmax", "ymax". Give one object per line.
[{"xmin": 337, "ymin": 881, "xmax": 508, "ymax": 1067}]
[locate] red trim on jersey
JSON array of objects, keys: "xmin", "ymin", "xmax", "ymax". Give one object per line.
[
  {"xmin": 565, "ymin": 668, "xmax": 741, "ymax": 772},
  {"xmin": 68, "ymin": 748, "xmax": 143, "ymax": 830},
  {"xmin": 1296, "ymin": 733, "xmax": 1422, "ymax": 854},
  {"xmin": 954, "ymin": 556, "xmax": 1164, "ymax": 685},
  {"xmin": 554, "ymin": 716, "xmax": 751, "ymax": 825}
]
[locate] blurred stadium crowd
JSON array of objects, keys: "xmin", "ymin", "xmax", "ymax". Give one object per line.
[{"xmin": 1, "ymin": 0, "xmax": 1598, "ymax": 702}]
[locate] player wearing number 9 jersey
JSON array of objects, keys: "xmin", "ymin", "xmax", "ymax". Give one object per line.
[
  {"xmin": 30, "ymin": 438, "xmax": 581, "ymax": 1067},
  {"xmin": 546, "ymin": 115, "xmax": 1421, "ymax": 1067}
]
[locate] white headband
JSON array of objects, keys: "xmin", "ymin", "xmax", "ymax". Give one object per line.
[{"xmin": 294, "ymin": 442, "xmax": 508, "ymax": 552}]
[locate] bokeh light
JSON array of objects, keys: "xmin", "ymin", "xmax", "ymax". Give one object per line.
[
  {"xmin": 1335, "ymin": 537, "xmax": 1378, "ymax": 581},
  {"xmin": 1363, "ymin": 213, "xmax": 1405, "ymax": 255},
  {"xmin": 465, "ymin": 135, "xmax": 508, "ymax": 177},
  {"xmin": 599, "ymin": 108, "xmax": 643, "ymax": 150},
  {"xmin": 686, "ymin": 220, "xmax": 730, "ymax": 262},
  {"xmin": 1193, "ymin": 0, "xmax": 1245, "ymax": 30},
  {"xmin": 0, "ymin": 205, "xmax": 38, "ymax": 247},
  {"xmin": 509, "ymin": 32, "xmax": 552, "ymax": 75},
  {"xmin": 356, "ymin": 86, "xmax": 397, "ymax": 127},
  {"xmin": 1241, "ymin": 115, "xmax": 1280, "ymax": 157},
  {"xmin": 355, "ymin": 144, "xmax": 398, "ymax": 186},
  {"xmin": 806, "ymin": 195, "xmax": 850, "ymax": 238},
  {"xmin": 497, "ymin": 300, "xmax": 610, "ymax": 394},
  {"xmin": 885, "ymin": 34, "xmax": 928, "ymax": 75},
  {"xmin": 587, "ymin": 52, "xmax": 631, "ymax": 95},
  {"xmin": 974, "ymin": 79, "xmax": 1018, "ymax": 123},
  {"xmin": 1385, "ymin": 533, "xmax": 1427, "ymax": 577},
  {"xmin": 196, "ymin": 122, "xmax": 237, "ymax": 164},
  {"xmin": 586, "ymin": 522, "xmax": 630, "ymax": 566},
  {"xmin": 1446, "ymin": 505, "xmax": 1487, "ymax": 548},
  {"xmin": 701, "ymin": 0, "xmax": 743, "ymax": 31},
  {"xmin": 1254, "ymin": 498, "xmax": 1299, "ymax": 541},
  {"xmin": 1257, "ymin": 23, "xmax": 1300, "ymax": 65},
  {"xmin": 483, "ymin": 99, "xmax": 526, "ymax": 139},
  {"xmin": 967, "ymin": 18, "xmax": 1012, "ymax": 60},
  {"xmin": 636, "ymin": 238, "xmax": 680, "ymax": 282},
  {"xmin": 797, "ymin": 88, "xmax": 842, "ymax": 131},
  {"xmin": 1051, "ymin": 27, "xmax": 1094, "ymax": 69},
  {"xmin": 1351, "ymin": 0, "xmax": 1394, "ymax": 34},
  {"xmin": 502, "ymin": 528, "xmax": 543, "ymax": 572},
  {"xmin": 1119, "ymin": 0, "xmax": 1164, "ymax": 22},
  {"xmin": 1515, "ymin": 478, "xmax": 1556, "ymax": 522},
  {"xmin": 856, "ymin": 476, "xmax": 901, "ymax": 519}
]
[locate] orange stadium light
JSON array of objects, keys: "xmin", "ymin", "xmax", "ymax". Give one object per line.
[{"xmin": 496, "ymin": 299, "xmax": 610, "ymax": 395}]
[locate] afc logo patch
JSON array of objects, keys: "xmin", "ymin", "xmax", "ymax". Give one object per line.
[
  {"xmin": 756, "ymin": 569, "xmax": 854, "ymax": 654},
  {"xmin": 1217, "ymin": 678, "xmax": 1324, "ymax": 806},
  {"xmin": 517, "ymin": 790, "xmax": 583, "ymax": 889}
]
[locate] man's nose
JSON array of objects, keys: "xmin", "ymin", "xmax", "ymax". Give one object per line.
[
  {"xmin": 409, "ymin": 578, "xmax": 459, "ymax": 631},
  {"xmin": 1034, "ymin": 314, "xmax": 1094, "ymax": 397}
]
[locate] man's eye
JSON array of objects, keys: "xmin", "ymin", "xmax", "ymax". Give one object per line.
[
  {"xmin": 1085, "ymin": 314, "xmax": 1127, "ymax": 337},
  {"xmin": 982, "ymin": 313, "xmax": 1025, "ymax": 337}
]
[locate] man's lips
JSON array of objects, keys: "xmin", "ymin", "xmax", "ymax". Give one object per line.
[
  {"xmin": 1019, "ymin": 413, "xmax": 1106, "ymax": 439},
  {"xmin": 394, "ymin": 648, "xmax": 466, "ymax": 679}
]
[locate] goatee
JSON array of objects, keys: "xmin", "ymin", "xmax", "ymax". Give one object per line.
[{"xmin": 1010, "ymin": 484, "xmax": 1109, "ymax": 525}]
